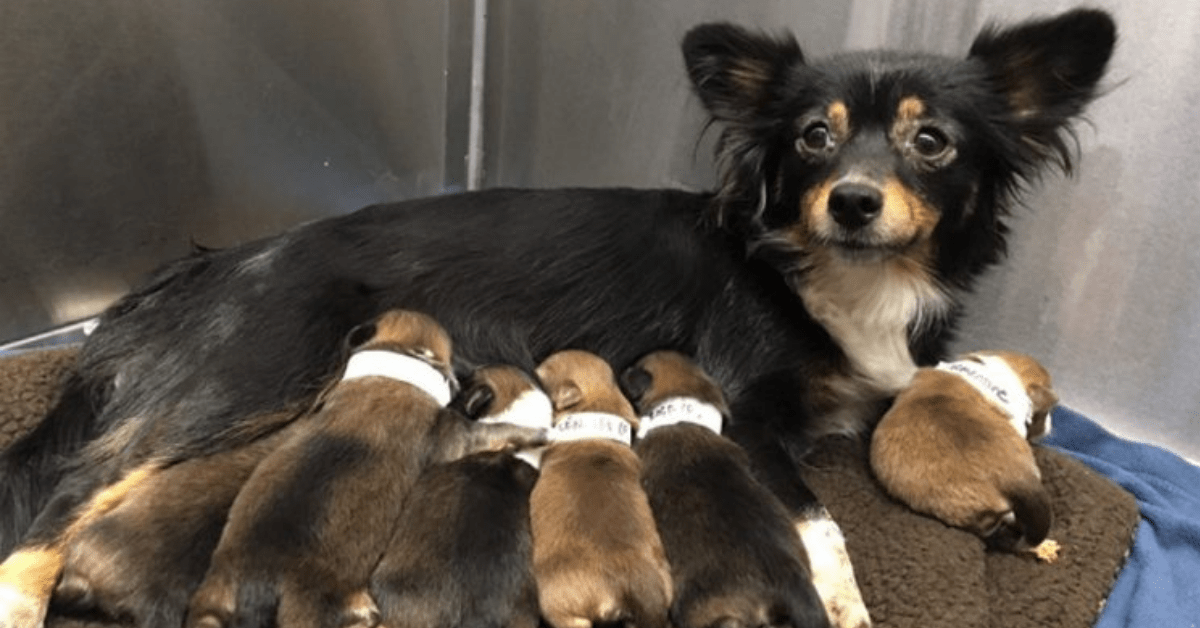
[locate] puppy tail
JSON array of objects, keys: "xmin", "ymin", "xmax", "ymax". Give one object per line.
[
  {"xmin": 0, "ymin": 373, "xmax": 99, "ymax": 555},
  {"xmin": 990, "ymin": 484, "xmax": 1053, "ymax": 551}
]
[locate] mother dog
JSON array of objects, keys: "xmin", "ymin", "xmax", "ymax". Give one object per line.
[{"xmin": 1, "ymin": 8, "xmax": 1114, "ymax": 628}]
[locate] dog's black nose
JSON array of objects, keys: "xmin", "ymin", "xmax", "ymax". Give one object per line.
[{"xmin": 828, "ymin": 183, "xmax": 883, "ymax": 229}]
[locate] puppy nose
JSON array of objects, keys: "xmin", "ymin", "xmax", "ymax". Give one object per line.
[{"xmin": 828, "ymin": 183, "xmax": 883, "ymax": 229}]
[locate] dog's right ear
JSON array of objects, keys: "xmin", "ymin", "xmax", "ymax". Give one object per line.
[
  {"xmin": 619, "ymin": 365, "xmax": 653, "ymax": 406},
  {"xmin": 682, "ymin": 23, "xmax": 804, "ymax": 123},
  {"xmin": 548, "ymin": 382, "xmax": 584, "ymax": 413},
  {"xmin": 456, "ymin": 382, "xmax": 496, "ymax": 420},
  {"xmin": 346, "ymin": 322, "xmax": 377, "ymax": 350}
]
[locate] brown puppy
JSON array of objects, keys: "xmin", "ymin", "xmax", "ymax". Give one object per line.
[
  {"xmin": 51, "ymin": 419, "xmax": 291, "ymax": 628},
  {"xmin": 367, "ymin": 365, "xmax": 550, "ymax": 628},
  {"xmin": 622, "ymin": 351, "xmax": 831, "ymax": 628},
  {"xmin": 186, "ymin": 311, "xmax": 545, "ymax": 628},
  {"xmin": 531, "ymin": 350, "xmax": 672, "ymax": 628},
  {"xmin": 871, "ymin": 350, "xmax": 1058, "ymax": 550}
]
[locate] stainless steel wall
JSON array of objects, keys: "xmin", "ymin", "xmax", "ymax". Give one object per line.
[{"xmin": 3, "ymin": 1, "xmax": 1197, "ymax": 458}]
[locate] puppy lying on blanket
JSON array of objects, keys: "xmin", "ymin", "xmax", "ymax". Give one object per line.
[
  {"xmin": 871, "ymin": 351, "xmax": 1058, "ymax": 551},
  {"xmin": 531, "ymin": 350, "xmax": 673, "ymax": 628},
  {"xmin": 622, "ymin": 351, "xmax": 833, "ymax": 628},
  {"xmin": 367, "ymin": 365, "xmax": 548, "ymax": 628},
  {"xmin": 186, "ymin": 311, "xmax": 545, "ymax": 628}
]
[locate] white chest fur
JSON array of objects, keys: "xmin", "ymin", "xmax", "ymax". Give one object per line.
[{"xmin": 798, "ymin": 256, "xmax": 951, "ymax": 427}]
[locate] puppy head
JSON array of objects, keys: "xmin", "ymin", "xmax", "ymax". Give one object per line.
[
  {"xmin": 454, "ymin": 364, "xmax": 553, "ymax": 428},
  {"xmin": 621, "ymin": 351, "xmax": 730, "ymax": 417},
  {"xmin": 683, "ymin": 10, "xmax": 1115, "ymax": 285},
  {"xmin": 535, "ymin": 350, "xmax": 638, "ymax": 427},
  {"xmin": 340, "ymin": 309, "xmax": 458, "ymax": 401},
  {"xmin": 964, "ymin": 350, "xmax": 1057, "ymax": 439}
]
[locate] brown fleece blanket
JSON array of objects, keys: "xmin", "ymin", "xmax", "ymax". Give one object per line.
[{"xmin": 1, "ymin": 346, "xmax": 1138, "ymax": 628}]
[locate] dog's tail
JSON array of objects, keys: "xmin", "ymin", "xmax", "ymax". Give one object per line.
[
  {"xmin": 0, "ymin": 372, "xmax": 100, "ymax": 555},
  {"xmin": 990, "ymin": 483, "xmax": 1053, "ymax": 551}
]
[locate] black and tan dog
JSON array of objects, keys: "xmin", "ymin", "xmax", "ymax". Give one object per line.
[
  {"xmin": 185, "ymin": 311, "xmax": 545, "ymax": 628},
  {"xmin": 531, "ymin": 350, "xmax": 672, "ymax": 628},
  {"xmin": 622, "ymin": 350, "xmax": 838, "ymax": 628},
  {"xmin": 3, "ymin": 10, "xmax": 1117, "ymax": 628},
  {"xmin": 367, "ymin": 365, "xmax": 550, "ymax": 628},
  {"xmin": 871, "ymin": 350, "xmax": 1058, "ymax": 550}
]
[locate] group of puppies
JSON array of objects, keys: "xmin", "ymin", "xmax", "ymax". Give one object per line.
[{"xmin": 48, "ymin": 309, "xmax": 828, "ymax": 628}]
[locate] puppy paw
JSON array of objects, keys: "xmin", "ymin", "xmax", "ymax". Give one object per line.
[
  {"xmin": 0, "ymin": 585, "xmax": 48, "ymax": 628},
  {"xmin": 795, "ymin": 512, "xmax": 871, "ymax": 628}
]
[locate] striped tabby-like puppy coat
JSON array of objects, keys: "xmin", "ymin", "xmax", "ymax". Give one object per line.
[
  {"xmin": 185, "ymin": 311, "xmax": 544, "ymax": 628},
  {"xmin": 367, "ymin": 365, "xmax": 549, "ymax": 628},
  {"xmin": 531, "ymin": 350, "xmax": 673, "ymax": 628},
  {"xmin": 622, "ymin": 351, "xmax": 832, "ymax": 628}
]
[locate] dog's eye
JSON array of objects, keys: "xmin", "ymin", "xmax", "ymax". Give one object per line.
[
  {"xmin": 913, "ymin": 127, "xmax": 950, "ymax": 157},
  {"xmin": 798, "ymin": 122, "xmax": 834, "ymax": 152}
]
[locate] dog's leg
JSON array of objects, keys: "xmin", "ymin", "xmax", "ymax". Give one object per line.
[
  {"xmin": 0, "ymin": 463, "xmax": 159, "ymax": 628},
  {"xmin": 729, "ymin": 423, "xmax": 869, "ymax": 628}
]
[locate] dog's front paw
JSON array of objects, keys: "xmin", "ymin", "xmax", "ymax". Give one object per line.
[
  {"xmin": 0, "ymin": 585, "xmax": 48, "ymax": 628},
  {"xmin": 796, "ymin": 512, "xmax": 871, "ymax": 628}
]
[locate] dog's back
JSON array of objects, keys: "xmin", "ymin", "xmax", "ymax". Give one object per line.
[
  {"xmin": 624, "ymin": 351, "xmax": 831, "ymax": 628},
  {"xmin": 531, "ymin": 351, "xmax": 672, "ymax": 628},
  {"xmin": 187, "ymin": 310, "xmax": 458, "ymax": 628},
  {"xmin": 368, "ymin": 365, "xmax": 548, "ymax": 628}
]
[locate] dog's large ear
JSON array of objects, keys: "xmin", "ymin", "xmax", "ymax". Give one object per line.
[
  {"xmin": 454, "ymin": 381, "xmax": 495, "ymax": 420},
  {"xmin": 683, "ymin": 23, "xmax": 804, "ymax": 124},
  {"xmin": 968, "ymin": 8, "xmax": 1116, "ymax": 172}
]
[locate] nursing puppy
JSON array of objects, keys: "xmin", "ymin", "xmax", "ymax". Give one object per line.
[
  {"xmin": 50, "ymin": 423, "xmax": 290, "ymax": 628},
  {"xmin": 367, "ymin": 365, "xmax": 549, "ymax": 628},
  {"xmin": 870, "ymin": 350, "xmax": 1058, "ymax": 550},
  {"xmin": 186, "ymin": 311, "xmax": 545, "ymax": 628},
  {"xmin": 531, "ymin": 350, "xmax": 672, "ymax": 628},
  {"xmin": 622, "ymin": 351, "xmax": 833, "ymax": 628}
]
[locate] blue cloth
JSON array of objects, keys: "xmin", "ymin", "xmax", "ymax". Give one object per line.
[{"xmin": 1045, "ymin": 407, "xmax": 1200, "ymax": 628}]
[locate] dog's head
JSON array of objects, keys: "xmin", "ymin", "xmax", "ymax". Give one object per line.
[
  {"xmin": 683, "ymin": 9, "xmax": 1115, "ymax": 288},
  {"xmin": 535, "ymin": 350, "xmax": 638, "ymax": 427},
  {"xmin": 621, "ymin": 351, "xmax": 730, "ymax": 417},
  {"xmin": 340, "ymin": 309, "xmax": 458, "ymax": 400},
  {"xmin": 964, "ymin": 350, "xmax": 1058, "ymax": 440},
  {"xmin": 455, "ymin": 364, "xmax": 553, "ymax": 427}
]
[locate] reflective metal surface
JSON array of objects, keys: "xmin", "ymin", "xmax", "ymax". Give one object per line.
[{"xmin": 3, "ymin": 1, "xmax": 1197, "ymax": 458}]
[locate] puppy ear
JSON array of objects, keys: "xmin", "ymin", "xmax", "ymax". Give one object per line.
[
  {"xmin": 1026, "ymin": 383, "xmax": 1059, "ymax": 440},
  {"xmin": 682, "ymin": 23, "xmax": 804, "ymax": 123},
  {"xmin": 619, "ymin": 365, "xmax": 653, "ymax": 405},
  {"xmin": 456, "ymin": 383, "xmax": 495, "ymax": 420},
  {"xmin": 345, "ymin": 322, "xmax": 377, "ymax": 350},
  {"xmin": 968, "ymin": 8, "xmax": 1116, "ymax": 172},
  {"xmin": 549, "ymin": 382, "xmax": 584, "ymax": 413}
]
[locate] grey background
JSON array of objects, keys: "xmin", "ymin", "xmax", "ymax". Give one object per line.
[{"xmin": 2, "ymin": 0, "xmax": 1197, "ymax": 459}]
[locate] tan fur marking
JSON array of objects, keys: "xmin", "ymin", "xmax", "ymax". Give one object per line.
[
  {"xmin": 365, "ymin": 310, "xmax": 453, "ymax": 365},
  {"xmin": 896, "ymin": 96, "xmax": 925, "ymax": 123},
  {"xmin": 827, "ymin": 101, "xmax": 851, "ymax": 139},
  {"xmin": 536, "ymin": 351, "xmax": 638, "ymax": 428},
  {"xmin": 877, "ymin": 176, "xmax": 940, "ymax": 247},
  {"xmin": 729, "ymin": 58, "xmax": 771, "ymax": 95},
  {"xmin": 632, "ymin": 351, "xmax": 730, "ymax": 415},
  {"xmin": 474, "ymin": 366, "xmax": 539, "ymax": 411}
]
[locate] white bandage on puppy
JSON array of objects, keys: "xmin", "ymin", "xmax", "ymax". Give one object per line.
[
  {"xmin": 341, "ymin": 350, "xmax": 454, "ymax": 406},
  {"xmin": 478, "ymin": 389, "xmax": 554, "ymax": 469},
  {"xmin": 551, "ymin": 412, "xmax": 634, "ymax": 446},
  {"xmin": 637, "ymin": 397, "xmax": 724, "ymax": 439},
  {"xmin": 936, "ymin": 356, "xmax": 1033, "ymax": 438}
]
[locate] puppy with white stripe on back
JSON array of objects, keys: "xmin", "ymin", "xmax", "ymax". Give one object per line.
[
  {"xmin": 871, "ymin": 350, "xmax": 1059, "ymax": 555},
  {"xmin": 367, "ymin": 364, "xmax": 551, "ymax": 628},
  {"xmin": 531, "ymin": 350, "xmax": 673, "ymax": 628},
  {"xmin": 186, "ymin": 311, "xmax": 547, "ymax": 628},
  {"xmin": 621, "ymin": 351, "xmax": 830, "ymax": 628}
]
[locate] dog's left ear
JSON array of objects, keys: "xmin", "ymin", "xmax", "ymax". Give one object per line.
[
  {"xmin": 618, "ymin": 365, "xmax": 653, "ymax": 406},
  {"xmin": 345, "ymin": 322, "xmax": 377, "ymax": 350},
  {"xmin": 968, "ymin": 8, "xmax": 1116, "ymax": 172}
]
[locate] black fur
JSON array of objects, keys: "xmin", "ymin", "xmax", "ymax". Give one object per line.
[{"xmin": 1, "ymin": 10, "xmax": 1116, "ymax": 624}]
